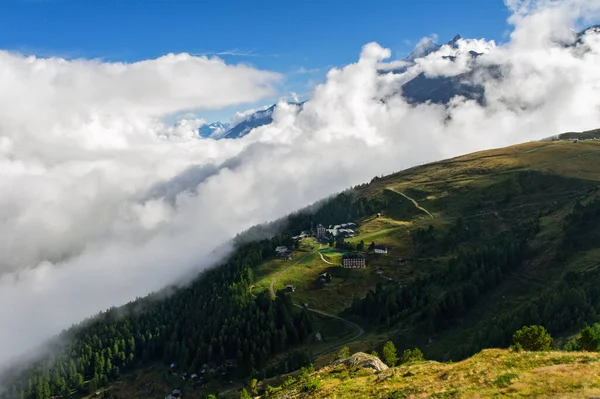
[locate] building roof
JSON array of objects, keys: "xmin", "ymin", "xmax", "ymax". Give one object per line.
[
  {"xmin": 342, "ymin": 253, "xmax": 365, "ymax": 259},
  {"xmin": 374, "ymin": 245, "xmax": 388, "ymax": 250}
]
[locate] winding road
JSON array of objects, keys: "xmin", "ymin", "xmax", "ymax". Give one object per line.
[
  {"xmin": 269, "ymin": 244, "xmax": 364, "ymax": 360},
  {"xmin": 293, "ymin": 304, "xmax": 364, "ymax": 358},
  {"xmin": 386, "ymin": 188, "xmax": 435, "ymax": 219}
]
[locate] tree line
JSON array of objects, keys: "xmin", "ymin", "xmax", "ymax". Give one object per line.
[{"xmin": 1, "ymin": 189, "xmax": 385, "ymax": 399}]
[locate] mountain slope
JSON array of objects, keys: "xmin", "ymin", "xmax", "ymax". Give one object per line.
[{"xmin": 6, "ymin": 130, "xmax": 600, "ymax": 399}]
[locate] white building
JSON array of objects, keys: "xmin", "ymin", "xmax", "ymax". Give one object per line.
[{"xmin": 374, "ymin": 245, "xmax": 388, "ymax": 254}]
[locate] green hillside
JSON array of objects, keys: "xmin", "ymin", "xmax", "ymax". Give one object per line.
[{"xmin": 6, "ymin": 132, "xmax": 600, "ymax": 399}]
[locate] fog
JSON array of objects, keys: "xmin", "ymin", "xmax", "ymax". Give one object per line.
[{"xmin": 1, "ymin": 0, "xmax": 600, "ymax": 366}]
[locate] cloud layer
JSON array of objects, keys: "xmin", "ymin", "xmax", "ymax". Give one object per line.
[{"xmin": 1, "ymin": 0, "xmax": 600, "ymax": 366}]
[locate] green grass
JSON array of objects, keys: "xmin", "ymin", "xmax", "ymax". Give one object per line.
[{"xmin": 265, "ymin": 349, "xmax": 600, "ymax": 398}]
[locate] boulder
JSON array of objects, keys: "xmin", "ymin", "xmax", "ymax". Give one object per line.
[{"xmin": 332, "ymin": 352, "xmax": 389, "ymax": 372}]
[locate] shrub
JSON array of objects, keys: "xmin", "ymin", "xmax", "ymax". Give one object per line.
[
  {"xmin": 400, "ymin": 348, "xmax": 424, "ymax": 364},
  {"xmin": 382, "ymin": 341, "xmax": 399, "ymax": 366},
  {"xmin": 335, "ymin": 346, "xmax": 350, "ymax": 360},
  {"xmin": 303, "ymin": 377, "xmax": 321, "ymax": 392},
  {"xmin": 494, "ymin": 372, "xmax": 519, "ymax": 388},
  {"xmin": 511, "ymin": 325, "xmax": 552, "ymax": 351},
  {"xmin": 239, "ymin": 388, "xmax": 252, "ymax": 399},
  {"xmin": 282, "ymin": 376, "xmax": 296, "ymax": 388},
  {"xmin": 264, "ymin": 385, "xmax": 276, "ymax": 397},
  {"xmin": 298, "ymin": 364, "xmax": 315, "ymax": 381},
  {"xmin": 578, "ymin": 324, "xmax": 600, "ymax": 351}
]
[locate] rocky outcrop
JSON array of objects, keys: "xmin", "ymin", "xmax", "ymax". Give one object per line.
[{"xmin": 332, "ymin": 352, "xmax": 389, "ymax": 372}]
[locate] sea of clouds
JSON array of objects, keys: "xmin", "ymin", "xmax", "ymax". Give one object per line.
[{"xmin": 1, "ymin": 0, "xmax": 600, "ymax": 366}]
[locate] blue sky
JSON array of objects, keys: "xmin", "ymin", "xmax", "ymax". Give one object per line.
[{"xmin": 0, "ymin": 0, "xmax": 511, "ymax": 122}]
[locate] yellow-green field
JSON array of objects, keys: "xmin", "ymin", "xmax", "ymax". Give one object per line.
[{"xmin": 266, "ymin": 349, "xmax": 600, "ymax": 398}]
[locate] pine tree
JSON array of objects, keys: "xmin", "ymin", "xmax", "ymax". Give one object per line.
[{"xmin": 382, "ymin": 341, "xmax": 398, "ymax": 367}]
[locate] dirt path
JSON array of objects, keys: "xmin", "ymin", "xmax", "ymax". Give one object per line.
[
  {"xmin": 387, "ymin": 188, "xmax": 435, "ymax": 219},
  {"xmin": 318, "ymin": 251, "xmax": 337, "ymax": 265},
  {"xmin": 293, "ymin": 304, "xmax": 364, "ymax": 358},
  {"xmin": 268, "ymin": 244, "xmax": 364, "ymax": 360},
  {"xmin": 269, "ymin": 250, "xmax": 315, "ymax": 299}
]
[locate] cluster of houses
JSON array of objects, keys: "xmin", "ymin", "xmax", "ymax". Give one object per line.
[
  {"xmin": 292, "ymin": 230, "xmax": 311, "ymax": 241},
  {"xmin": 167, "ymin": 359, "xmax": 237, "ymax": 390},
  {"xmin": 316, "ymin": 222, "xmax": 357, "ymax": 240},
  {"xmin": 275, "ymin": 246, "xmax": 292, "ymax": 260}
]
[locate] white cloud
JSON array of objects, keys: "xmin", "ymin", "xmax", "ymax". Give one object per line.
[{"xmin": 2, "ymin": 0, "xmax": 600, "ymax": 372}]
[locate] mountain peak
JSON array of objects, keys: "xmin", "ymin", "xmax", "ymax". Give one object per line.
[{"xmin": 448, "ymin": 34, "xmax": 462, "ymax": 48}]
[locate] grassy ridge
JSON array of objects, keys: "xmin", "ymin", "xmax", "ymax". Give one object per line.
[{"xmin": 268, "ymin": 349, "xmax": 600, "ymax": 398}]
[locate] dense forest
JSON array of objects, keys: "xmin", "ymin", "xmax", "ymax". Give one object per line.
[
  {"xmin": 352, "ymin": 193, "xmax": 600, "ymax": 360},
  {"xmin": 351, "ymin": 217, "xmax": 540, "ymax": 335},
  {"xmin": 475, "ymin": 196, "xmax": 600, "ymax": 356},
  {"xmin": 0, "ymin": 189, "xmax": 384, "ymax": 399}
]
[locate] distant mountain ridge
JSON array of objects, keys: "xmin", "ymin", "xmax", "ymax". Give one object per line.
[
  {"xmin": 199, "ymin": 27, "xmax": 599, "ymax": 139},
  {"xmin": 198, "ymin": 121, "xmax": 230, "ymax": 139},
  {"xmin": 199, "ymin": 102, "xmax": 304, "ymax": 140}
]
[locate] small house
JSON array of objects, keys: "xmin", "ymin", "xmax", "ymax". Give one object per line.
[
  {"xmin": 275, "ymin": 246, "xmax": 292, "ymax": 259},
  {"xmin": 285, "ymin": 284, "xmax": 296, "ymax": 292},
  {"xmin": 318, "ymin": 272, "xmax": 332, "ymax": 284},
  {"xmin": 374, "ymin": 268, "xmax": 384, "ymax": 275},
  {"xmin": 342, "ymin": 253, "xmax": 366, "ymax": 268},
  {"xmin": 397, "ymin": 257, "xmax": 407, "ymax": 265},
  {"xmin": 374, "ymin": 245, "xmax": 388, "ymax": 254},
  {"xmin": 275, "ymin": 246, "xmax": 288, "ymax": 254}
]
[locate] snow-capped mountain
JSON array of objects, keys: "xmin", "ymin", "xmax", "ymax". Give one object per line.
[
  {"xmin": 198, "ymin": 121, "xmax": 230, "ymax": 139},
  {"xmin": 199, "ymin": 102, "xmax": 304, "ymax": 140},
  {"xmin": 201, "ymin": 28, "xmax": 599, "ymax": 140}
]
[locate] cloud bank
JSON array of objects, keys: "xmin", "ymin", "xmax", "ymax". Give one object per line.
[{"xmin": 1, "ymin": 0, "xmax": 600, "ymax": 366}]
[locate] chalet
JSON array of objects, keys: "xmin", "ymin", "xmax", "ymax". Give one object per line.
[
  {"xmin": 318, "ymin": 272, "xmax": 332, "ymax": 284},
  {"xmin": 316, "ymin": 224, "xmax": 327, "ymax": 237},
  {"xmin": 285, "ymin": 284, "xmax": 296, "ymax": 292},
  {"xmin": 342, "ymin": 253, "xmax": 366, "ymax": 268},
  {"xmin": 275, "ymin": 246, "xmax": 292, "ymax": 260},
  {"xmin": 165, "ymin": 390, "xmax": 182, "ymax": 399},
  {"xmin": 338, "ymin": 228, "xmax": 355, "ymax": 238},
  {"xmin": 374, "ymin": 245, "xmax": 388, "ymax": 254},
  {"xmin": 275, "ymin": 246, "xmax": 288, "ymax": 254}
]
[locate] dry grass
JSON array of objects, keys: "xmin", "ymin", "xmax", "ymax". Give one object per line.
[{"xmin": 267, "ymin": 349, "xmax": 600, "ymax": 398}]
